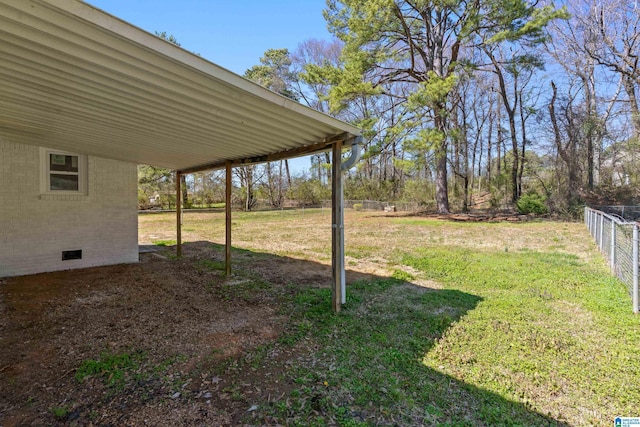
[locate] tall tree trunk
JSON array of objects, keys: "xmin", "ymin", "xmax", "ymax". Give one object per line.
[
  {"xmin": 324, "ymin": 152, "xmax": 331, "ymax": 184},
  {"xmin": 487, "ymin": 100, "xmax": 493, "ymax": 181},
  {"xmin": 518, "ymin": 92, "xmax": 527, "ymax": 199},
  {"xmin": 488, "ymin": 49, "xmax": 520, "ymax": 202},
  {"xmin": 549, "ymin": 82, "xmax": 580, "ymax": 204},
  {"xmin": 624, "ymin": 75, "xmax": 640, "ymax": 141},
  {"xmin": 392, "ymin": 142, "xmax": 399, "ymax": 199},
  {"xmin": 432, "ymin": 12, "xmax": 450, "ymax": 215},
  {"xmin": 284, "ymin": 159, "xmax": 292, "ymax": 188},
  {"xmin": 581, "ymin": 62, "xmax": 596, "ymax": 189},
  {"xmin": 278, "ymin": 161, "xmax": 284, "ymax": 206},
  {"xmin": 241, "ymin": 166, "xmax": 255, "ymax": 212},
  {"xmin": 509, "ymin": 124, "xmax": 519, "ymax": 203},
  {"xmin": 434, "ymin": 114, "xmax": 450, "ymax": 214},
  {"xmin": 453, "ymin": 128, "xmax": 461, "ymax": 199},
  {"xmin": 496, "ymin": 97, "xmax": 502, "ymax": 175},
  {"xmin": 471, "ymin": 133, "xmax": 478, "ymax": 197},
  {"xmin": 180, "ymin": 174, "xmax": 189, "ymax": 208},
  {"xmin": 435, "ymin": 145, "xmax": 449, "ymax": 213},
  {"xmin": 265, "ymin": 162, "xmax": 274, "ymax": 207},
  {"xmin": 505, "ymin": 82, "xmax": 519, "ymax": 204}
]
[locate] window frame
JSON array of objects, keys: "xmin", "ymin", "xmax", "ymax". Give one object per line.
[{"xmin": 40, "ymin": 147, "xmax": 88, "ymax": 195}]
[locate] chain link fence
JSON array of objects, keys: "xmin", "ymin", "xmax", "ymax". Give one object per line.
[
  {"xmin": 322, "ymin": 199, "xmax": 429, "ymax": 212},
  {"xmin": 594, "ymin": 205, "xmax": 640, "ymax": 222},
  {"xmin": 585, "ymin": 206, "xmax": 639, "ymax": 313},
  {"xmin": 141, "ymin": 198, "xmax": 428, "ymax": 215}
]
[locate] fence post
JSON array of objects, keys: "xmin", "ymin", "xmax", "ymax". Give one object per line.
[
  {"xmin": 611, "ymin": 219, "xmax": 616, "ymax": 272},
  {"xmin": 633, "ymin": 224, "xmax": 639, "ymax": 314},
  {"xmin": 599, "ymin": 213, "xmax": 604, "ymax": 250},
  {"xmin": 585, "ymin": 207, "xmax": 589, "ymax": 231}
]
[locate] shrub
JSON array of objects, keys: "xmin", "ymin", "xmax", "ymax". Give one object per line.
[
  {"xmin": 516, "ymin": 193, "xmax": 548, "ymax": 215},
  {"xmin": 353, "ymin": 203, "xmax": 363, "ymax": 211}
]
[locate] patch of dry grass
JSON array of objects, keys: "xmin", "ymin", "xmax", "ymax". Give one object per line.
[
  {"xmin": 136, "ymin": 209, "xmax": 637, "ymax": 426},
  {"xmin": 141, "ymin": 209, "xmax": 597, "ymax": 275}
]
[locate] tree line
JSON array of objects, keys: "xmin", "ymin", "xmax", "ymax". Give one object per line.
[{"xmin": 140, "ymin": 0, "xmax": 640, "ymax": 216}]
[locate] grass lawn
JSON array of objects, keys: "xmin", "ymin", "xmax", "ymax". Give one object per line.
[{"xmin": 139, "ymin": 209, "xmax": 639, "ymax": 426}]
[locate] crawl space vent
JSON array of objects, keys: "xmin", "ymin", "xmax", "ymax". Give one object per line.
[{"xmin": 62, "ymin": 250, "xmax": 82, "ymax": 261}]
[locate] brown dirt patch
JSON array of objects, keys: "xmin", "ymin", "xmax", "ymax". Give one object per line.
[
  {"xmin": 0, "ymin": 241, "xmax": 357, "ymax": 426},
  {"xmin": 389, "ymin": 211, "xmax": 546, "ymax": 222}
]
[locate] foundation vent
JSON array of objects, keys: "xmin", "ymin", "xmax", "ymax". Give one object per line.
[{"xmin": 62, "ymin": 250, "xmax": 82, "ymax": 261}]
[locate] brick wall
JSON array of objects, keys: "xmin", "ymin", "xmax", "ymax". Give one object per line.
[{"xmin": 0, "ymin": 140, "xmax": 139, "ymax": 277}]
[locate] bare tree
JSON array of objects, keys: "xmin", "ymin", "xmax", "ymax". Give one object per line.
[
  {"xmin": 484, "ymin": 46, "xmax": 542, "ymax": 202},
  {"xmin": 545, "ymin": 0, "xmax": 620, "ymax": 189},
  {"xmin": 579, "ymin": 0, "xmax": 640, "ymax": 139},
  {"xmin": 234, "ymin": 166, "xmax": 263, "ymax": 211}
]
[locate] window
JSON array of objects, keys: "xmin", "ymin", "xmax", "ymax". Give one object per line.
[{"xmin": 40, "ymin": 148, "xmax": 87, "ymax": 194}]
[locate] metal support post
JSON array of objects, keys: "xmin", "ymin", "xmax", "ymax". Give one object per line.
[
  {"xmin": 176, "ymin": 171, "xmax": 182, "ymax": 258},
  {"xmin": 331, "ymin": 140, "xmax": 344, "ymax": 313},
  {"xmin": 340, "ymin": 178, "xmax": 346, "ymax": 305},
  {"xmin": 225, "ymin": 161, "xmax": 232, "ymax": 276}
]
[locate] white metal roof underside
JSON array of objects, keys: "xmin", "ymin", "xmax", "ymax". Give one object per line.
[{"xmin": 0, "ymin": 0, "xmax": 360, "ymax": 172}]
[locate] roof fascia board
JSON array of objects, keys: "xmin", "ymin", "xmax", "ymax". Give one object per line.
[{"xmin": 178, "ymin": 133, "xmax": 357, "ymax": 174}]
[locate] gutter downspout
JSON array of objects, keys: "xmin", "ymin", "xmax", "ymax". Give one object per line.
[
  {"xmin": 338, "ymin": 137, "xmax": 363, "ymax": 304},
  {"xmin": 341, "ymin": 138, "xmax": 362, "ymax": 172}
]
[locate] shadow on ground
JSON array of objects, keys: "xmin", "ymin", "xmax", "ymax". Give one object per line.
[{"xmin": 0, "ymin": 241, "xmax": 567, "ymax": 426}]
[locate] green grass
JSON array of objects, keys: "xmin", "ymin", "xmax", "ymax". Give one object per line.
[
  {"xmin": 49, "ymin": 405, "xmax": 70, "ymax": 419},
  {"xmin": 197, "ymin": 259, "xmax": 226, "ymax": 271},
  {"xmin": 75, "ymin": 351, "xmax": 184, "ymax": 394},
  {"xmin": 398, "ymin": 247, "xmax": 640, "ymax": 424},
  {"xmin": 76, "ymin": 351, "xmax": 145, "ymax": 389},
  {"xmin": 251, "ymin": 279, "xmax": 569, "ymax": 426},
  {"xmin": 259, "ymin": 233, "xmax": 634, "ymax": 425},
  {"xmin": 246, "ymin": 243, "xmax": 638, "ymax": 425},
  {"xmin": 152, "ymin": 239, "xmax": 177, "ymax": 247},
  {"xmin": 138, "ymin": 211, "xmax": 638, "ymax": 425}
]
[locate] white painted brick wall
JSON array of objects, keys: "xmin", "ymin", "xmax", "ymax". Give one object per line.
[{"xmin": 0, "ymin": 140, "xmax": 139, "ymax": 277}]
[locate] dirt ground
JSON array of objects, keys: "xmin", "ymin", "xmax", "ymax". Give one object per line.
[
  {"xmin": 0, "ymin": 239, "xmax": 373, "ymax": 427},
  {"xmin": 1, "ymin": 210, "xmax": 582, "ymax": 426}
]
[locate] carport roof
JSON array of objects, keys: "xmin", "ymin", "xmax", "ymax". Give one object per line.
[{"xmin": 0, "ymin": 0, "xmax": 360, "ymax": 172}]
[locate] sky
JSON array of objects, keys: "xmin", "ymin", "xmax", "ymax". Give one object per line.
[{"xmin": 87, "ymin": 0, "xmax": 334, "ymax": 75}]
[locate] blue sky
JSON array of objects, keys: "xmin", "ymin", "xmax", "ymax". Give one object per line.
[{"xmin": 87, "ymin": 0, "xmax": 334, "ymax": 75}]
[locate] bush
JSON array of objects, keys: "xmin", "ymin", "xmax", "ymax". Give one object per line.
[
  {"xmin": 353, "ymin": 203, "xmax": 363, "ymax": 211},
  {"xmin": 287, "ymin": 178, "xmax": 330, "ymax": 205},
  {"xmin": 516, "ymin": 193, "xmax": 548, "ymax": 215}
]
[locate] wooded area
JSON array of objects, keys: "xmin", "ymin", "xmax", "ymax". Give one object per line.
[{"xmin": 139, "ymin": 0, "xmax": 640, "ymax": 217}]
